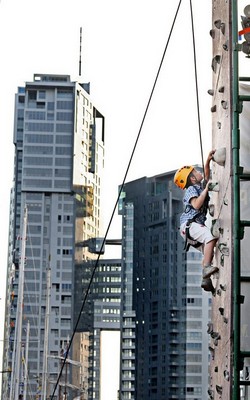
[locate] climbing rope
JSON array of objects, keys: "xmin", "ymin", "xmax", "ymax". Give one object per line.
[
  {"xmin": 50, "ymin": 1, "xmax": 183, "ymax": 398},
  {"xmin": 189, "ymin": 0, "xmax": 205, "ymax": 174},
  {"xmin": 50, "ymin": 0, "xmax": 211, "ymax": 397}
]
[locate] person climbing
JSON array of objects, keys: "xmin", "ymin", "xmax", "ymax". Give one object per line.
[{"xmin": 174, "ymin": 150, "xmax": 218, "ymax": 292}]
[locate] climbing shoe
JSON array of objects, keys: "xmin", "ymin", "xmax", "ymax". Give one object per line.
[
  {"xmin": 201, "ymin": 278, "xmax": 214, "ymax": 293},
  {"xmin": 203, "ymin": 265, "xmax": 219, "ymax": 279}
]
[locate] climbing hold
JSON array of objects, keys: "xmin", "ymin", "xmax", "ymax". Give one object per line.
[
  {"xmin": 208, "ymin": 89, "xmax": 214, "ymax": 95},
  {"xmin": 211, "ymin": 105, "xmax": 217, "ymax": 112},
  {"xmin": 217, "ymin": 121, "xmax": 222, "ymax": 129},
  {"xmin": 219, "ymin": 307, "xmax": 224, "ymax": 315},
  {"xmin": 211, "ymin": 219, "xmax": 220, "ymax": 238},
  {"xmin": 216, "ymin": 385, "xmax": 223, "ymax": 395},
  {"xmin": 220, "ymin": 283, "xmax": 227, "ymax": 291},
  {"xmin": 208, "ymin": 182, "xmax": 219, "ymax": 191},
  {"xmin": 211, "ymin": 222, "xmax": 220, "ymax": 238},
  {"xmin": 220, "ymin": 254, "xmax": 224, "ymax": 266},
  {"xmin": 218, "ymin": 243, "xmax": 229, "ymax": 256},
  {"xmin": 207, "ymin": 322, "xmax": 213, "ymax": 334},
  {"xmin": 214, "ymin": 19, "xmax": 222, "ymax": 29},
  {"xmin": 218, "ymin": 86, "xmax": 225, "ymax": 93},
  {"xmin": 209, "ymin": 204, "xmax": 215, "ymax": 217},
  {"xmin": 221, "ymin": 100, "xmax": 228, "ymax": 109},
  {"xmin": 211, "ymin": 55, "xmax": 221, "ymax": 73},
  {"xmin": 211, "ymin": 331, "xmax": 220, "ymax": 340},
  {"xmin": 223, "ymin": 40, "xmax": 229, "ymax": 51},
  {"xmin": 217, "ymin": 288, "xmax": 222, "ymax": 296},
  {"xmin": 223, "ymin": 317, "xmax": 228, "ymax": 324},
  {"xmin": 221, "ymin": 100, "xmax": 228, "ymax": 110},
  {"xmin": 212, "ymin": 147, "xmax": 226, "ymax": 166},
  {"xmin": 220, "ymin": 22, "xmax": 226, "ymax": 35},
  {"xmin": 214, "ymin": 366, "xmax": 218, "ymax": 372},
  {"xmin": 211, "ymin": 219, "xmax": 222, "ymax": 238},
  {"xmin": 224, "ymin": 370, "xmax": 230, "ymax": 381},
  {"xmin": 209, "ymin": 346, "xmax": 215, "ymax": 360},
  {"xmin": 214, "ymin": 19, "xmax": 221, "ymax": 29},
  {"xmin": 214, "ymin": 19, "xmax": 225, "ymax": 34},
  {"xmin": 210, "ymin": 29, "xmax": 215, "ymax": 38},
  {"xmin": 208, "ymin": 389, "xmax": 214, "ymax": 399},
  {"xmin": 213, "ymin": 333, "xmax": 221, "ymax": 346}
]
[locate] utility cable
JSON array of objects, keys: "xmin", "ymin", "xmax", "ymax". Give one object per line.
[
  {"xmin": 189, "ymin": 0, "xmax": 205, "ymax": 174},
  {"xmin": 50, "ymin": 1, "xmax": 183, "ymax": 398}
]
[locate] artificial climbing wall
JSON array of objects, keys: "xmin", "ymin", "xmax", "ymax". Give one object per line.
[{"xmin": 209, "ymin": 1, "xmax": 233, "ymax": 399}]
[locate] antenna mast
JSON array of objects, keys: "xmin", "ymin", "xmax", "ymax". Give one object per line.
[{"xmin": 79, "ymin": 27, "xmax": 82, "ymax": 77}]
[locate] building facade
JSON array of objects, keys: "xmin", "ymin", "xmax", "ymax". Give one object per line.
[
  {"xmin": 118, "ymin": 173, "xmax": 211, "ymax": 399},
  {"xmin": 73, "ymin": 258, "xmax": 122, "ymax": 400},
  {"xmin": 1, "ymin": 74, "xmax": 105, "ymax": 400}
]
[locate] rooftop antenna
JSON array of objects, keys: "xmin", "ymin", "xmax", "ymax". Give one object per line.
[{"xmin": 79, "ymin": 27, "xmax": 82, "ymax": 77}]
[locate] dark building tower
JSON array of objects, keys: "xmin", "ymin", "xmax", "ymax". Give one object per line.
[{"xmin": 118, "ymin": 172, "xmax": 210, "ymax": 400}]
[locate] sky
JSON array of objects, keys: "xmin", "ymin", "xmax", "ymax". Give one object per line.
[{"xmin": 0, "ymin": 0, "xmax": 216, "ymax": 395}]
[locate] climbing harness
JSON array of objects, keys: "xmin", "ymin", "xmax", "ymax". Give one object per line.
[
  {"xmin": 183, "ymin": 217, "xmax": 203, "ymax": 252},
  {"xmin": 183, "ymin": 185, "xmax": 210, "ymax": 252}
]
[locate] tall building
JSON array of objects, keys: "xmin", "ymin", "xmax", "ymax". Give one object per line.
[
  {"xmin": 74, "ymin": 258, "xmax": 122, "ymax": 399},
  {"xmin": 1, "ymin": 74, "xmax": 105, "ymax": 399},
  {"xmin": 118, "ymin": 173, "xmax": 211, "ymax": 400}
]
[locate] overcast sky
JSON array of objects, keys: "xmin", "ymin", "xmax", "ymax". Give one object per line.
[{"xmin": 2, "ymin": 0, "xmax": 242, "ymax": 391}]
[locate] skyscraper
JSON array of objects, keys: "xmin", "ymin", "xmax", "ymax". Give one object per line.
[
  {"xmin": 118, "ymin": 173, "xmax": 210, "ymax": 399},
  {"xmin": 74, "ymin": 258, "xmax": 122, "ymax": 399},
  {"xmin": 2, "ymin": 74, "xmax": 105, "ymax": 399}
]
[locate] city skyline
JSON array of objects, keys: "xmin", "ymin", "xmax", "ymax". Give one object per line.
[{"xmin": 0, "ymin": 1, "xmax": 214, "ymax": 395}]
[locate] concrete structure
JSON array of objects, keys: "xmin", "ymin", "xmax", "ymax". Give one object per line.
[
  {"xmin": 1, "ymin": 74, "xmax": 105, "ymax": 399},
  {"xmin": 118, "ymin": 173, "xmax": 211, "ymax": 399}
]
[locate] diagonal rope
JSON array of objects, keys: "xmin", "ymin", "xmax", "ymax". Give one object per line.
[
  {"xmin": 189, "ymin": 0, "xmax": 205, "ymax": 174},
  {"xmin": 50, "ymin": 1, "xmax": 183, "ymax": 398}
]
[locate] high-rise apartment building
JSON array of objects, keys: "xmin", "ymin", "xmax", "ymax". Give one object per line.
[
  {"xmin": 118, "ymin": 173, "xmax": 211, "ymax": 399},
  {"xmin": 1, "ymin": 74, "xmax": 105, "ymax": 400},
  {"xmin": 74, "ymin": 258, "xmax": 122, "ymax": 399}
]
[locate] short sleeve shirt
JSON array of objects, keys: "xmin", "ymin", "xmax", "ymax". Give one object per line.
[{"xmin": 180, "ymin": 184, "xmax": 207, "ymax": 226}]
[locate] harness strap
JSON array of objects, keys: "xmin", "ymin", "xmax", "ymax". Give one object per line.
[
  {"xmin": 183, "ymin": 219, "xmax": 203, "ymax": 252},
  {"xmin": 183, "ymin": 185, "xmax": 209, "ymax": 252}
]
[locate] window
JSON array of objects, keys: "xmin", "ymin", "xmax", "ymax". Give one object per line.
[
  {"xmin": 28, "ymin": 90, "xmax": 37, "ymax": 100},
  {"xmin": 25, "ymin": 134, "xmax": 53, "ymax": 144},
  {"xmin": 24, "ymin": 145, "xmax": 53, "ymax": 155},
  {"xmin": 62, "ymin": 249, "xmax": 72, "ymax": 255},
  {"xmin": 26, "ymin": 111, "xmax": 46, "ymax": 120},
  {"xmin": 57, "ymin": 112, "xmax": 73, "ymax": 121},
  {"xmin": 38, "ymin": 90, "xmax": 46, "ymax": 99},
  {"xmin": 56, "ymin": 124, "xmax": 72, "ymax": 133},
  {"xmin": 25, "ymin": 122, "xmax": 54, "ymax": 132},
  {"xmin": 24, "ymin": 157, "xmax": 53, "ymax": 166},
  {"xmin": 47, "ymin": 102, "xmax": 55, "ymax": 110},
  {"xmin": 57, "ymin": 100, "xmax": 73, "ymax": 109}
]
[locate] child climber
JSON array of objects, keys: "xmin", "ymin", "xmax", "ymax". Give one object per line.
[{"xmin": 174, "ymin": 150, "xmax": 218, "ymax": 292}]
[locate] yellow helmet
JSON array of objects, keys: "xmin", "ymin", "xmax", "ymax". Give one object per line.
[{"xmin": 174, "ymin": 165, "xmax": 194, "ymax": 189}]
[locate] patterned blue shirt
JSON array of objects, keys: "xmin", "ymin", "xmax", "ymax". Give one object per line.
[{"xmin": 180, "ymin": 184, "xmax": 207, "ymax": 226}]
